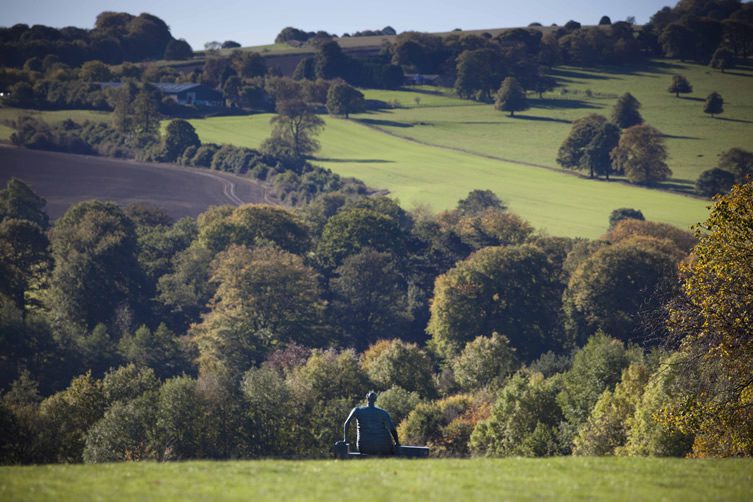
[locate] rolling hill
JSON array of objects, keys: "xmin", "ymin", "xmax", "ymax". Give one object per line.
[{"xmin": 0, "ymin": 147, "xmax": 269, "ymax": 220}]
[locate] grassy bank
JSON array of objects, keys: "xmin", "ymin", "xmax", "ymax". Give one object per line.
[{"xmin": 1, "ymin": 457, "xmax": 751, "ymax": 501}]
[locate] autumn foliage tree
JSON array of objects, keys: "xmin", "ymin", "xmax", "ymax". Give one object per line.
[
  {"xmin": 664, "ymin": 182, "xmax": 753, "ymax": 456},
  {"xmin": 610, "ymin": 125, "xmax": 672, "ymax": 184}
]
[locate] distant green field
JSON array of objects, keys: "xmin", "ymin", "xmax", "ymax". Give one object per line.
[
  {"xmin": 359, "ymin": 60, "xmax": 753, "ymax": 185},
  {"xmin": 0, "ymin": 107, "xmax": 111, "ymax": 141},
  {"xmin": 189, "ymin": 113, "xmax": 709, "ymax": 238},
  {"xmin": 1, "ymin": 457, "xmax": 751, "ymax": 501}
]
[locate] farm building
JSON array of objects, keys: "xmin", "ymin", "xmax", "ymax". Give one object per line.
[
  {"xmin": 96, "ymin": 82, "xmax": 223, "ymax": 107},
  {"xmin": 150, "ymin": 83, "xmax": 223, "ymax": 106},
  {"xmin": 404, "ymin": 74, "xmax": 440, "ymax": 85}
]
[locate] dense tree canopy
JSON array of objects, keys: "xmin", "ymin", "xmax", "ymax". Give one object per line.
[
  {"xmin": 427, "ymin": 244, "xmax": 565, "ymax": 361},
  {"xmin": 192, "ymin": 245, "xmax": 325, "ymax": 377},
  {"xmin": 328, "ymin": 248, "xmax": 412, "ymax": 350},
  {"xmin": 45, "ymin": 201, "xmax": 142, "ymax": 332},
  {"xmin": 563, "ymin": 236, "xmax": 682, "ymax": 344}
]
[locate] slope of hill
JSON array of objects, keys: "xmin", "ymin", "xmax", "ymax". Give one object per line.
[
  {"xmin": 188, "ymin": 113, "xmax": 709, "ymax": 238},
  {"xmin": 0, "ymin": 147, "xmax": 269, "ymax": 220},
  {"xmin": 358, "ymin": 60, "xmax": 753, "ymax": 186}
]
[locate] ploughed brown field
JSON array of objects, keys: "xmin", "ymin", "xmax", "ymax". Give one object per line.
[{"xmin": 0, "ymin": 146, "xmax": 270, "ymax": 220}]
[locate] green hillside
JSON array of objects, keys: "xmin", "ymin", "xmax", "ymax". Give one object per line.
[
  {"xmin": 189, "ymin": 113, "xmax": 709, "ymax": 238},
  {"xmin": 358, "ymin": 60, "xmax": 753, "ymax": 185},
  {"xmin": 4, "ymin": 59, "xmax": 747, "ymax": 238},
  {"xmin": 2, "ymin": 457, "xmax": 751, "ymax": 501}
]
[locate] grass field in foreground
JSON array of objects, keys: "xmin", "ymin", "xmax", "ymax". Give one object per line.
[
  {"xmin": 189, "ymin": 113, "xmax": 709, "ymax": 239},
  {"xmin": 1, "ymin": 457, "xmax": 751, "ymax": 501},
  {"xmin": 358, "ymin": 60, "xmax": 753, "ymax": 185}
]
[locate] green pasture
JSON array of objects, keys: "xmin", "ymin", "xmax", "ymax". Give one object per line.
[
  {"xmin": 1, "ymin": 457, "xmax": 751, "ymax": 501},
  {"xmin": 358, "ymin": 60, "xmax": 753, "ymax": 185},
  {"xmin": 0, "ymin": 107, "xmax": 111, "ymax": 141},
  {"xmin": 189, "ymin": 113, "xmax": 709, "ymax": 238}
]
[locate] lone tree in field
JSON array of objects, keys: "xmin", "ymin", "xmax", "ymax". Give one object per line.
[
  {"xmin": 710, "ymin": 47, "xmax": 735, "ymax": 72},
  {"xmin": 610, "ymin": 124, "xmax": 672, "ymax": 184},
  {"xmin": 262, "ymin": 99, "xmax": 324, "ymax": 160},
  {"xmin": 668, "ymin": 75, "xmax": 693, "ymax": 98},
  {"xmin": 704, "ymin": 92, "xmax": 724, "ymax": 118},
  {"xmin": 611, "ymin": 93, "xmax": 643, "ymax": 128},
  {"xmin": 494, "ymin": 77, "xmax": 529, "ymax": 117},
  {"xmin": 556, "ymin": 114, "xmax": 606, "ymax": 170},
  {"xmin": 326, "ymin": 81, "xmax": 365, "ymax": 118}
]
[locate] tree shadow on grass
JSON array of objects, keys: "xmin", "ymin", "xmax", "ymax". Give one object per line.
[
  {"xmin": 511, "ymin": 114, "xmax": 572, "ymax": 124},
  {"xmin": 679, "ymin": 96, "xmax": 705, "ymax": 102},
  {"xmin": 591, "ymin": 60, "xmax": 685, "ymax": 76},
  {"xmin": 720, "ymin": 71, "xmax": 753, "ymax": 78},
  {"xmin": 657, "ymin": 179, "xmax": 697, "ymax": 195},
  {"xmin": 548, "ymin": 68, "xmax": 612, "ymax": 81},
  {"xmin": 661, "ymin": 133, "xmax": 702, "ymax": 140},
  {"xmin": 356, "ymin": 118, "xmax": 415, "ymax": 128},
  {"xmin": 716, "ymin": 117, "xmax": 753, "ymax": 124},
  {"xmin": 316, "ymin": 157, "xmax": 395, "ymax": 164},
  {"xmin": 533, "ymin": 98, "xmax": 601, "ymax": 110}
]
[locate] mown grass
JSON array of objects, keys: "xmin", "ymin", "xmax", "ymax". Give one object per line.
[
  {"xmin": 189, "ymin": 113, "xmax": 709, "ymax": 238},
  {"xmin": 357, "ymin": 60, "xmax": 753, "ymax": 185},
  {"xmin": 1, "ymin": 457, "xmax": 751, "ymax": 501}
]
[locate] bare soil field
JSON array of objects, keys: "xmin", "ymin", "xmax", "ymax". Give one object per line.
[{"xmin": 0, "ymin": 147, "xmax": 270, "ymax": 220}]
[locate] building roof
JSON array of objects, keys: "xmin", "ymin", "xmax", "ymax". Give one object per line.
[{"xmin": 149, "ymin": 83, "xmax": 204, "ymax": 94}]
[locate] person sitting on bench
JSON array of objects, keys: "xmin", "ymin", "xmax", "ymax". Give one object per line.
[{"xmin": 343, "ymin": 391, "xmax": 400, "ymax": 455}]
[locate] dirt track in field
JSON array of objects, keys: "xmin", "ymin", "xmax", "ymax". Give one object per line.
[{"xmin": 0, "ymin": 146, "xmax": 272, "ymax": 220}]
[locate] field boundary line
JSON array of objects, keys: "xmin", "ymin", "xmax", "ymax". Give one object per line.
[{"xmin": 351, "ymin": 119, "xmax": 704, "ymax": 199}]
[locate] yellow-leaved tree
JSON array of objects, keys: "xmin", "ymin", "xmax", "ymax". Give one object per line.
[{"xmin": 664, "ymin": 181, "xmax": 753, "ymax": 456}]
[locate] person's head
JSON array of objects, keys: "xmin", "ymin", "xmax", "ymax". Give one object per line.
[{"xmin": 366, "ymin": 391, "xmax": 377, "ymax": 405}]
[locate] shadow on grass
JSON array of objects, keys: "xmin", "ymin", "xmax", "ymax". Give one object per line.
[
  {"xmin": 716, "ymin": 117, "xmax": 753, "ymax": 124},
  {"xmin": 364, "ymin": 99, "xmax": 391, "ymax": 110},
  {"xmin": 657, "ymin": 179, "xmax": 698, "ymax": 195},
  {"xmin": 661, "ymin": 133, "xmax": 702, "ymax": 140},
  {"xmin": 401, "ymin": 86, "xmax": 448, "ymax": 96},
  {"xmin": 592, "ymin": 60, "xmax": 686, "ymax": 76},
  {"xmin": 356, "ymin": 118, "xmax": 415, "ymax": 128},
  {"xmin": 512, "ymin": 114, "xmax": 572, "ymax": 124},
  {"xmin": 679, "ymin": 96, "xmax": 705, "ymax": 102},
  {"xmin": 533, "ymin": 98, "xmax": 601, "ymax": 110},
  {"xmin": 549, "ymin": 68, "xmax": 612, "ymax": 81},
  {"xmin": 720, "ymin": 71, "xmax": 753, "ymax": 78},
  {"xmin": 316, "ymin": 157, "xmax": 395, "ymax": 164}
]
